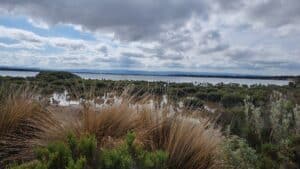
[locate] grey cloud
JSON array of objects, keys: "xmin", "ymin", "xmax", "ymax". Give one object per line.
[
  {"xmin": 99, "ymin": 46, "xmax": 108, "ymax": 56},
  {"xmin": 0, "ymin": 0, "xmax": 210, "ymax": 41},
  {"xmin": 247, "ymin": 0, "xmax": 300, "ymax": 27},
  {"xmin": 200, "ymin": 43, "xmax": 229, "ymax": 54},
  {"xmin": 1, "ymin": 0, "xmax": 299, "ymax": 40},
  {"xmin": 117, "ymin": 55, "xmax": 141, "ymax": 68},
  {"xmin": 156, "ymin": 53, "xmax": 184, "ymax": 60},
  {"xmin": 224, "ymin": 47, "xmax": 300, "ymax": 71},
  {"xmin": 92, "ymin": 57, "xmax": 112, "ymax": 63},
  {"xmin": 159, "ymin": 28, "xmax": 195, "ymax": 52},
  {"xmin": 215, "ymin": 0, "xmax": 300, "ymax": 29},
  {"xmin": 225, "ymin": 48, "xmax": 256, "ymax": 60},
  {"xmin": 54, "ymin": 42, "xmax": 86, "ymax": 51},
  {"xmin": 204, "ymin": 30, "xmax": 221, "ymax": 40},
  {"xmin": 199, "ymin": 30, "xmax": 229, "ymax": 54},
  {"xmin": 215, "ymin": 0, "xmax": 246, "ymax": 11},
  {"xmin": 162, "ymin": 62, "xmax": 185, "ymax": 68},
  {"xmin": 139, "ymin": 45, "xmax": 185, "ymax": 60},
  {"xmin": 122, "ymin": 52, "xmax": 146, "ymax": 58}
]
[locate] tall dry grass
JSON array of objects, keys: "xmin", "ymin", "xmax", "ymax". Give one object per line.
[
  {"xmin": 73, "ymin": 99, "xmax": 223, "ymax": 169},
  {"xmin": 0, "ymin": 88, "xmax": 223, "ymax": 169},
  {"xmin": 80, "ymin": 103, "xmax": 138, "ymax": 144},
  {"xmin": 137, "ymin": 109, "xmax": 222, "ymax": 169},
  {"xmin": 0, "ymin": 87, "xmax": 59, "ymax": 165}
]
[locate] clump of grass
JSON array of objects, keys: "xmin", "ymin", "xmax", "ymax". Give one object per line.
[
  {"xmin": 76, "ymin": 100, "xmax": 222, "ymax": 169},
  {"xmin": 80, "ymin": 103, "xmax": 138, "ymax": 145},
  {"xmin": 0, "ymin": 86, "xmax": 59, "ymax": 165},
  {"xmin": 137, "ymin": 110, "xmax": 222, "ymax": 169}
]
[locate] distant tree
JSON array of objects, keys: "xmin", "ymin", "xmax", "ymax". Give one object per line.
[{"xmin": 36, "ymin": 71, "xmax": 80, "ymax": 82}]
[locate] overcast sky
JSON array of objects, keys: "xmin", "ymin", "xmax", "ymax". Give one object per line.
[{"xmin": 0, "ymin": 0, "xmax": 299, "ymax": 75}]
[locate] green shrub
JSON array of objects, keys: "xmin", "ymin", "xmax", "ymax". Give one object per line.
[
  {"xmin": 36, "ymin": 72, "xmax": 80, "ymax": 82},
  {"xmin": 183, "ymin": 98, "xmax": 204, "ymax": 109},
  {"xmin": 101, "ymin": 132, "xmax": 168, "ymax": 169},
  {"xmin": 66, "ymin": 157, "xmax": 86, "ymax": 169},
  {"xmin": 221, "ymin": 93, "xmax": 244, "ymax": 108},
  {"xmin": 261, "ymin": 143, "xmax": 279, "ymax": 160},
  {"xmin": 101, "ymin": 144, "xmax": 133, "ymax": 169},
  {"xmin": 195, "ymin": 91, "xmax": 207, "ymax": 100},
  {"xmin": 136, "ymin": 150, "xmax": 168, "ymax": 169},
  {"xmin": 77, "ymin": 135, "xmax": 98, "ymax": 164},
  {"xmin": 10, "ymin": 132, "xmax": 168, "ymax": 169},
  {"xmin": 11, "ymin": 134, "xmax": 97, "ymax": 169},
  {"xmin": 222, "ymin": 136, "xmax": 260, "ymax": 169},
  {"xmin": 37, "ymin": 142, "xmax": 72, "ymax": 169},
  {"xmin": 207, "ymin": 91, "xmax": 222, "ymax": 102}
]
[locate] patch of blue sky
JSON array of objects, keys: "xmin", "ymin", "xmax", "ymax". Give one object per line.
[
  {"xmin": 0, "ymin": 15, "xmax": 96, "ymax": 41},
  {"xmin": 41, "ymin": 45, "xmax": 65, "ymax": 55},
  {"xmin": 0, "ymin": 42, "xmax": 64, "ymax": 54},
  {"xmin": 0, "ymin": 37, "xmax": 19, "ymax": 44},
  {"xmin": 0, "ymin": 46, "xmax": 21, "ymax": 52}
]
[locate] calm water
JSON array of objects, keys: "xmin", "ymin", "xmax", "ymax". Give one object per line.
[
  {"xmin": 0, "ymin": 70, "xmax": 290, "ymax": 86},
  {"xmin": 0, "ymin": 70, "xmax": 39, "ymax": 77}
]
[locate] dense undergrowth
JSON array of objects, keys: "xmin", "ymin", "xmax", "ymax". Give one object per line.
[
  {"xmin": 0, "ymin": 72, "xmax": 299, "ymax": 169},
  {"xmin": 10, "ymin": 132, "xmax": 169, "ymax": 169}
]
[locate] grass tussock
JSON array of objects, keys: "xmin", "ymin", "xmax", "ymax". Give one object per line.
[
  {"xmin": 80, "ymin": 103, "xmax": 138, "ymax": 144},
  {"xmin": 0, "ymin": 87, "xmax": 59, "ymax": 165},
  {"xmin": 137, "ymin": 110, "xmax": 222, "ymax": 169},
  {"xmin": 73, "ymin": 100, "xmax": 222, "ymax": 169}
]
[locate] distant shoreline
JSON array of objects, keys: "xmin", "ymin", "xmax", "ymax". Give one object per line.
[{"xmin": 0, "ymin": 67, "xmax": 298, "ymax": 81}]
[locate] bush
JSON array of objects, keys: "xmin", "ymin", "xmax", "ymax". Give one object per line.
[
  {"xmin": 222, "ymin": 136, "xmax": 260, "ymax": 169},
  {"xmin": 183, "ymin": 98, "xmax": 204, "ymax": 109},
  {"xmin": 36, "ymin": 72, "xmax": 80, "ymax": 82},
  {"xmin": 195, "ymin": 91, "xmax": 207, "ymax": 100},
  {"xmin": 102, "ymin": 132, "xmax": 168, "ymax": 169},
  {"xmin": 10, "ymin": 132, "xmax": 168, "ymax": 169},
  {"xmin": 11, "ymin": 134, "xmax": 99, "ymax": 169},
  {"xmin": 261, "ymin": 143, "xmax": 279, "ymax": 160},
  {"xmin": 207, "ymin": 91, "xmax": 222, "ymax": 102},
  {"xmin": 102, "ymin": 145, "xmax": 133, "ymax": 169},
  {"xmin": 221, "ymin": 93, "xmax": 244, "ymax": 108}
]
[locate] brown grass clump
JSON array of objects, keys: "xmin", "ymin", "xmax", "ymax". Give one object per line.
[
  {"xmin": 0, "ymin": 88, "xmax": 59, "ymax": 165},
  {"xmin": 80, "ymin": 103, "xmax": 138, "ymax": 144},
  {"xmin": 136, "ymin": 109, "xmax": 222, "ymax": 169},
  {"xmin": 75, "ymin": 100, "xmax": 222, "ymax": 169}
]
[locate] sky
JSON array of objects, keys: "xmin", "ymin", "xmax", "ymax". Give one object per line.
[{"xmin": 0, "ymin": 0, "xmax": 299, "ymax": 75}]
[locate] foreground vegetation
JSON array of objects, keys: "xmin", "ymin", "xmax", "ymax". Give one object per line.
[
  {"xmin": 11, "ymin": 133, "xmax": 169, "ymax": 169},
  {"xmin": 0, "ymin": 71, "xmax": 300, "ymax": 169}
]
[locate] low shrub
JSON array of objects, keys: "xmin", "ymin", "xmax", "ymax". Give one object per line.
[
  {"xmin": 221, "ymin": 93, "xmax": 244, "ymax": 108},
  {"xmin": 183, "ymin": 98, "xmax": 204, "ymax": 109},
  {"xmin": 222, "ymin": 136, "xmax": 260, "ymax": 169},
  {"xmin": 10, "ymin": 132, "xmax": 168, "ymax": 169},
  {"xmin": 207, "ymin": 91, "xmax": 222, "ymax": 102}
]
